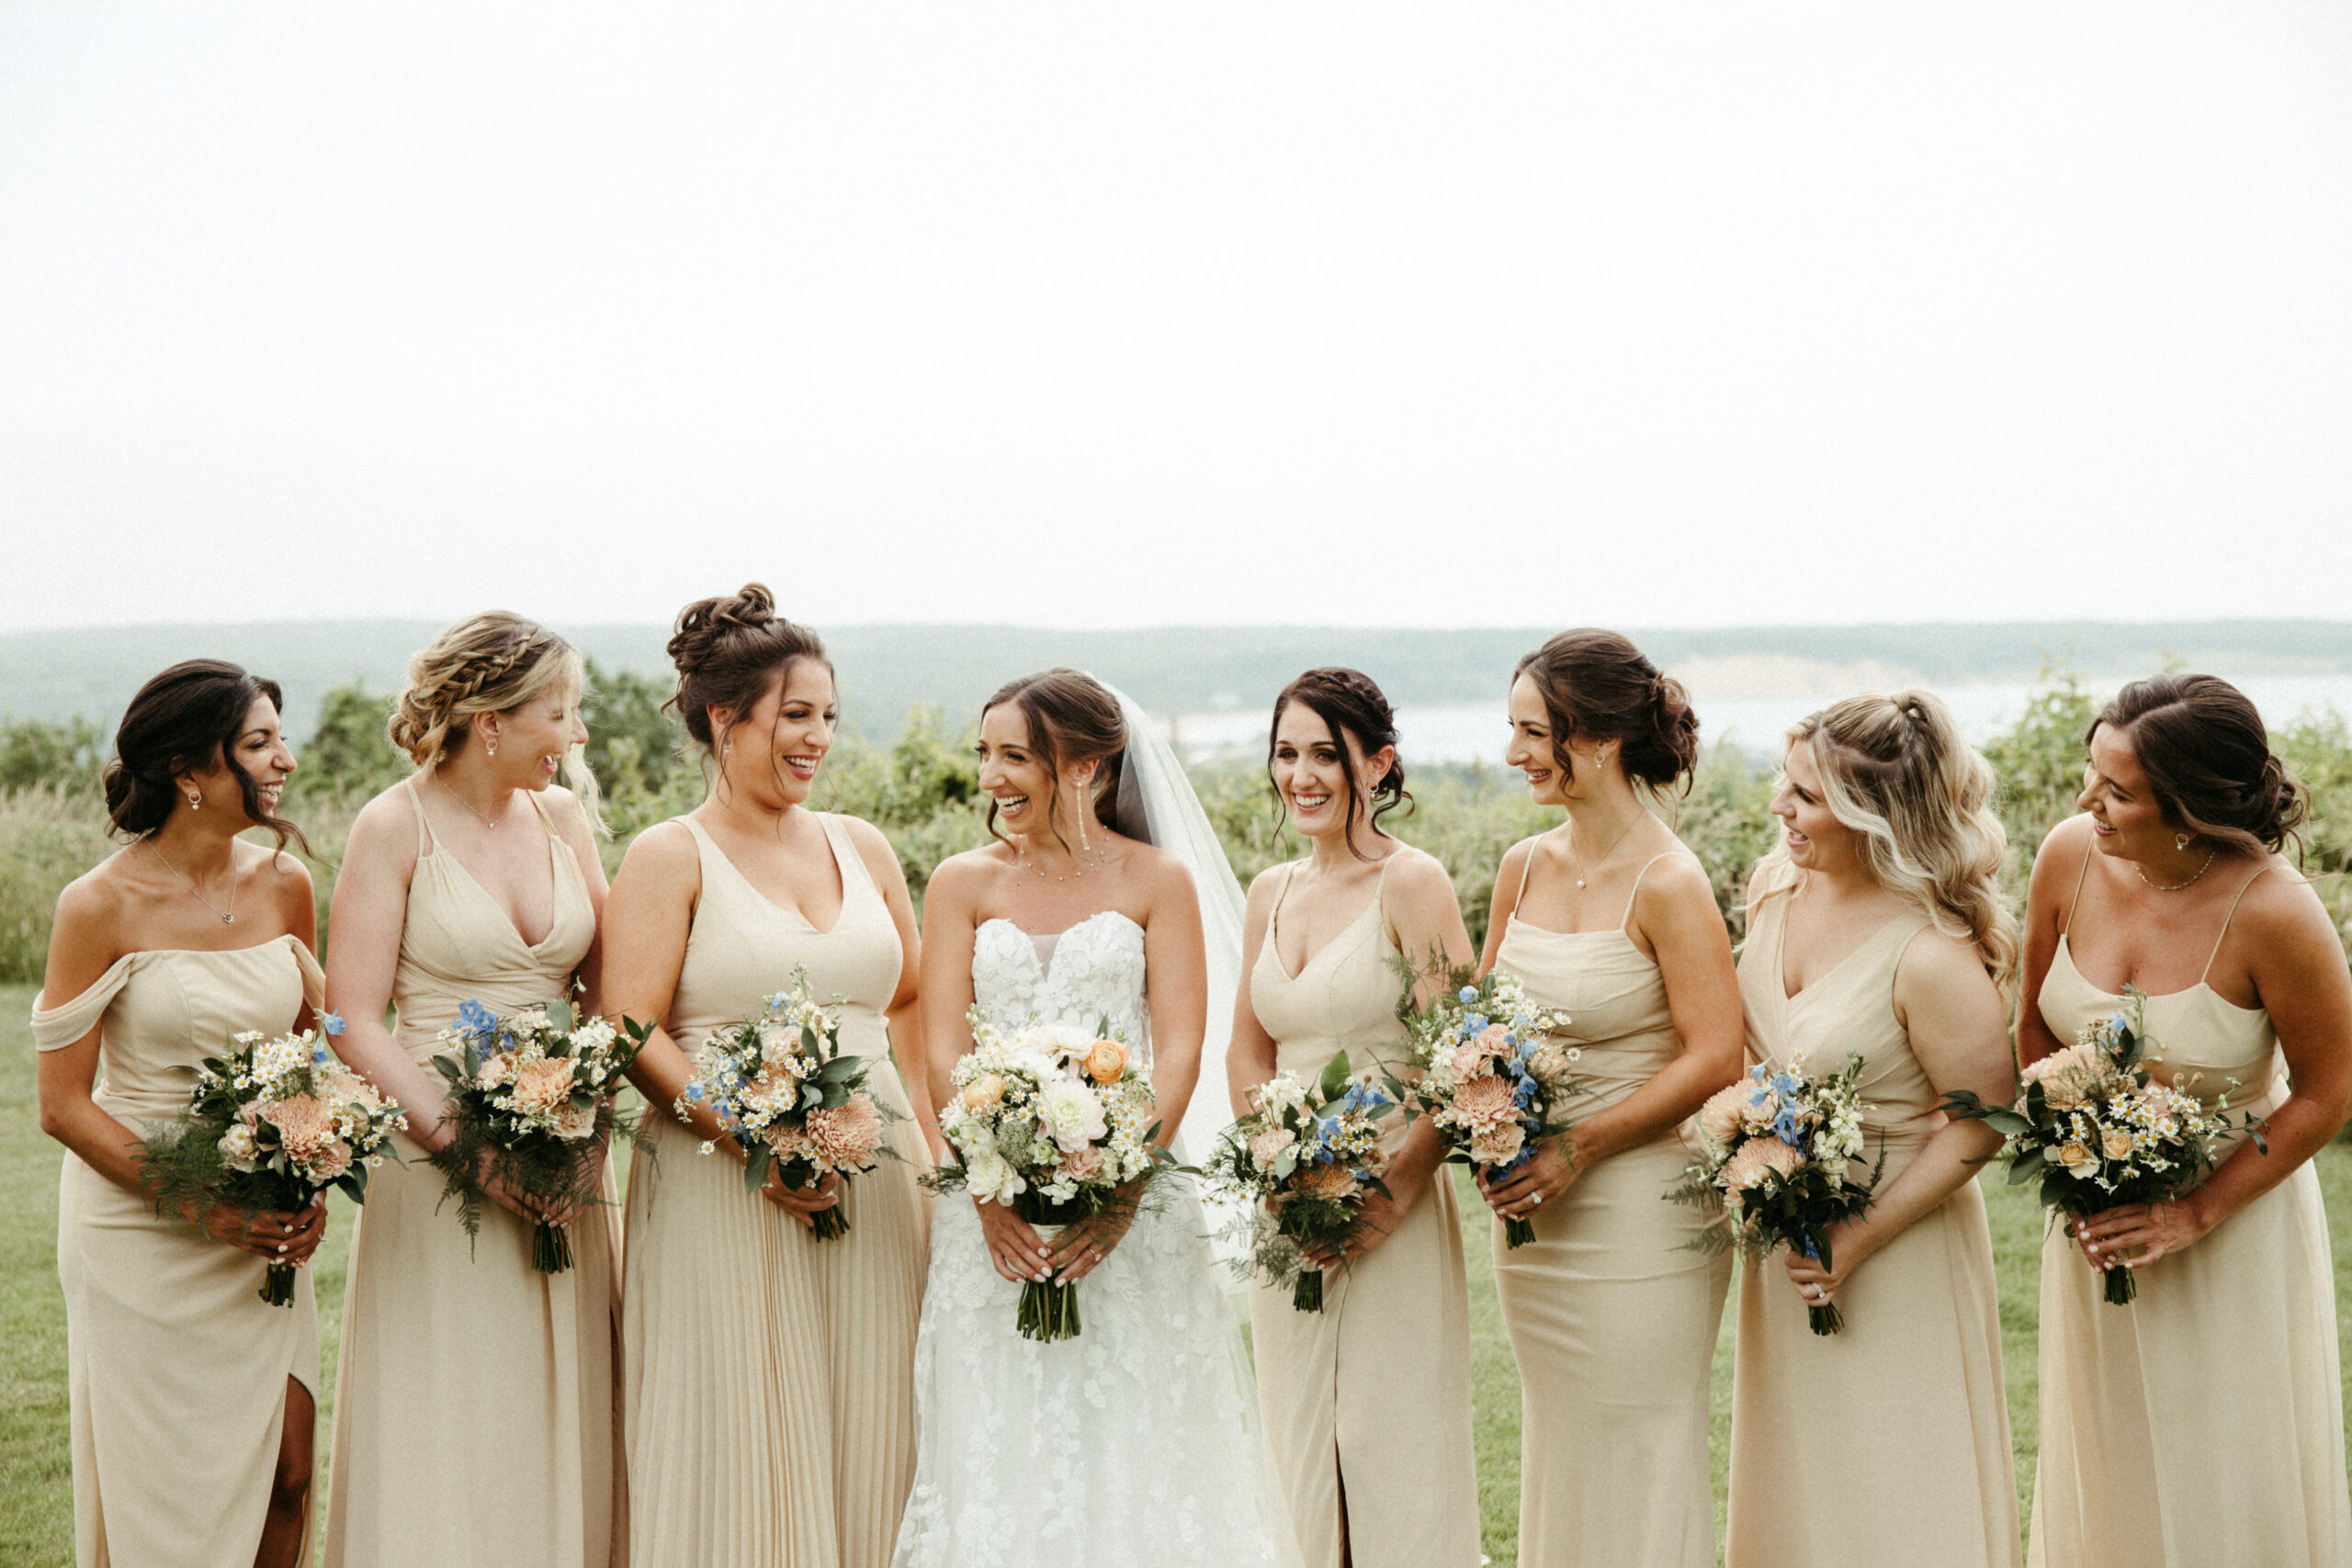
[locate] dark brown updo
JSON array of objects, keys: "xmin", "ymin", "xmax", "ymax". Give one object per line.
[
  {"xmin": 102, "ymin": 659, "xmax": 309, "ymax": 853},
  {"xmin": 980, "ymin": 668, "xmax": 1131, "ymax": 852},
  {"xmin": 1513, "ymin": 629, "xmax": 1700, "ymax": 795},
  {"xmin": 1267, "ymin": 667, "xmax": 1411, "ymax": 856},
  {"xmin": 2088, "ymin": 674, "xmax": 2307, "ymax": 856},
  {"xmin": 664, "ymin": 584, "xmax": 831, "ymax": 755}
]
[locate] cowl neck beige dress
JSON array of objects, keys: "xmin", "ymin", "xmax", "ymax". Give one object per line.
[
  {"xmin": 1246, "ymin": 859, "xmax": 1479, "ymax": 1568},
  {"xmin": 2027, "ymin": 855, "xmax": 2349, "ymax": 1568},
  {"xmin": 322, "ymin": 781, "xmax": 623, "ymax": 1568},
  {"xmin": 622, "ymin": 813, "xmax": 931, "ymax": 1568},
  {"xmin": 34, "ymin": 931, "xmax": 326, "ymax": 1568},
  {"xmin": 1725, "ymin": 867, "xmax": 2018, "ymax": 1568},
  {"xmin": 1490, "ymin": 851, "xmax": 1731, "ymax": 1568}
]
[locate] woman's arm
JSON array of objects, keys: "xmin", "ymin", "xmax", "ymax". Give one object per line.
[
  {"xmin": 1475, "ymin": 836, "xmax": 1538, "ymax": 978},
  {"xmin": 323, "ymin": 792, "xmax": 458, "ymax": 1148},
  {"xmin": 1224, "ymin": 869, "xmax": 1283, "ymax": 1119},
  {"xmin": 1785, "ymin": 929, "xmax": 2013, "ymax": 1303},
  {"xmin": 2015, "ymin": 817, "xmax": 2087, "ymax": 1067},
  {"xmin": 844, "ymin": 817, "xmax": 935, "ymax": 1159},
  {"xmin": 2075, "ymin": 868, "xmax": 2352, "ymax": 1269},
  {"xmin": 1137, "ymin": 854, "xmax": 1209, "ymax": 1142},
  {"xmin": 548, "ymin": 787, "xmax": 610, "ymax": 1016}
]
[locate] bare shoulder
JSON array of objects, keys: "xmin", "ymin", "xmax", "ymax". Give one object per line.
[
  {"xmin": 2228, "ymin": 856, "xmax": 2339, "ymax": 948},
  {"xmin": 1636, "ymin": 848, "xmax": 1718, "ymax": 914},
  {"xmin": 1245, "ymin": 860, "xmax": 1295, "ymax": 910},
  {"xmin": 1896, "ymin": 922, "xmax": 1999, "ymax": 995},
  {"xmin": 1123, "ymin": 839, "xmax": 1199, "ymax": 898},
  {"xmin": 616, "ymin": 817, "xmax": 699, "ymax": 880},
  {"xmin": 52, "ymin": 857, "xmax": 130, "ymax": 933},
  {"xmin": 2033, "ymin": 813, "xmax": 2097, "ymax": 879},
  {"xmin": 830, "ymin": 812, "xmax": 911, "ymax": 891},
  {"xmin": 538, "ymin": 783, "xmax": 598, "ymax": 840},
  {"xmin": 1380, "ymin": 843, "xmax": 1458, "ymax": 901},
  {"xmin": 344, "ymin": 779, "xmax": 424, "ymax": 858},
  {"xmin": 924, "ymin": 843, "xmax": 1004, "ymax": 903},
  {"xmin": 250, "ymin": 839, "xmax": 316, "ymax": 911}
]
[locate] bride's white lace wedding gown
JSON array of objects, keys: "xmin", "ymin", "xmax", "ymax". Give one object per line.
[{"xmin": 889, "ymin": 910, "xmax": 1302, "ymax": 1568}]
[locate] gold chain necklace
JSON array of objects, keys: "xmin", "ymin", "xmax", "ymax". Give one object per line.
[
  {"xmin": 435, "ymin": 771, "xmax": 509, "ymax": 829},
  {"xmin": 2137, "ymin": 843, "xmax": 2218, "ymax": 893}
]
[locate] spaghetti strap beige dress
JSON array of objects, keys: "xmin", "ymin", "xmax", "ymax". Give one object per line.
[
  {"xmin": 322, "ymin": 782, "xmax": 622, "ymax": 1568},
  {"xmin": 1246, "ymin": 861, "xmax": 1479, "ymax": 1568},
  {"xmin": 1725, "ymin": 867, "xmax": 2018, "ymax": 1568},
  {"xmin": 1491, "ymin": 852, "xmax": 1732, "ymax": 1568},
  {"xmin": 623, "ymin": 813, "xmax": 932, "ymax": 1568},
  {"xmin": 2027, "ymin": 857, "xmax": 2350, "ymax": 1568},
  {"xmin": 35, "ymin": 932, "xmax": 326, "ymax": 1568}
]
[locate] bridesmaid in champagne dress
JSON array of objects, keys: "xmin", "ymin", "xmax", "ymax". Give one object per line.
[
  {"xmin": 2018, "ymin": 676, "xmax": 2351, "ymax": 1568},
  {"xmin": 34, "ymin": 660, "xmax": 328, "ymax": 1568},
  {"xmin": 322, "ymin": 614, "xmax": 623, "ymax": 1567},
  {"xmin": 1227, "ymin": 670, "xmax": 1479, "ymax": 1568},
  {"xmin": 1476, "ymin": 631, "xmax": 1744, "ymax": 1568},
  {"xmin": 605, "ymin": 587, "xmax": 933, "ymax": 1568},
  {"xmin": 1723, "ymin": 694, "xmax": 2019, "ymax": 1568}
]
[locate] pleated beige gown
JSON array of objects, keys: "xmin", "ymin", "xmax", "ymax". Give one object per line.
[
  {"xmin": 34, "ymin": 933, "xmax": 326, "ymax": 1568},
  {"xmin": 1246, "ymin": 862, "xmax": 1479, "ymax": 1568},
  {"xmin": 1725, "ymin": 873, "xmax": 2018, "ymax": 1568},
  {"xmin": 623, "ymin": 813, "xmax": 932, "ymax": 1568},
  {"xmin": 2028, "ymin": 860, "xmax": 2350, "ymax": 1568},
  {"xmin": 1491, "ymin": 852, "xmax": 1732, "ymax": 1568},
  {"xmin": 323, "ymin": 784, "xmax": 624, "ymax": 1568}
]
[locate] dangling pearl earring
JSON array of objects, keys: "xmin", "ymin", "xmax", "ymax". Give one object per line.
[
  {"xmin": 185, "ymin": 787, "xmax": 201, "ymax": 812},
  {"xmin": 1077, "ymin": 793, "xmax": 1092, "ymax": 853},
  {"xmin": 2176, "ymin": 833, "xmax": 2193, "ymax": 852},
  {"xmin": 485, "ymin": 738, "xmax": 498, "ymax": 759}
]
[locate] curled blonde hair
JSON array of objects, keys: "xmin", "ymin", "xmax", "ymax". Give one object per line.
[
  {"xmin": 389, "ymin": 611, "xmax": 606, "ymax": 835},
  {"xmin": 1758, "ymin": 689, "xmax": 2018, "ymax": 987}
]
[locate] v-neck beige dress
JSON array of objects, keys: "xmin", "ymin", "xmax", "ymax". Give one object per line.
[
  {"xmin": 322, "ymin": 782, "xmax": 623, "ymax": 1568},
  {"xmin": 1246, "ymin": 861, "xmax": 1479, "ymax": 1568},
  {"xmin": 2027, "ymin": 855, "xmax": 2349, "ymax": 1568},
  {"xmin": 35, "ymin": 931, "xmax": 326, "ymax": 1568},
  {"xmin": 623, "ymin": 813, "xmax": 932, "ymax": 1568},
  {"xmin": 1491, "ymin": 852, "xmax": 1732, "ymax": 1568},
  {"xmin": 1725, "ymin": 867, "xmax": 2018, "ymax": 1568}
]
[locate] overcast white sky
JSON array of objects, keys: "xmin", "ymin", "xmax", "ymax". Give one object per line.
[{"xmin": 2, "ymin": 2, "xmax": 2346, "ymax": 633}]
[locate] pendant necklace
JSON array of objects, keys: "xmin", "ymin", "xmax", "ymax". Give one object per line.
[
  {"xmin": 435, "ymin": 771, "xmax": 509, "ymax": 829},
  {"xmin": 1566, "ymin": 811, "xmax": 1644, "ymax": 889},
  {"xmin": 148, "ymin": 840, "xmax": 238, "ymax": 925}
]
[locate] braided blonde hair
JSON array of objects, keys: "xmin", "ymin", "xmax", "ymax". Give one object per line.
[
  {"xmin": 1757, "ymin": 690, "xmax": 2018, "ymax": 987},
  {"xmin": 389, "ymin": 611, "xmax": 607, "ymax": 834}
]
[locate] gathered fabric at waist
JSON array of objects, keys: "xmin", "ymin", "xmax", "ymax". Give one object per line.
[
  {"xmin": 1558, "ymin": 1028, "xmax": 1681, "ymax": 1122},
  {"xmin": 393, "ymin": 975, "xmax": 582, "ymax": 1063}
]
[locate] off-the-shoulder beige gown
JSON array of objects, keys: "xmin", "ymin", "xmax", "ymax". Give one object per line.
[
  {"xmin": 34, "ymin": 931, "xmax": 327, "ymax": 1568},
  {"xmin": 1490, "ymin": 852, "xmax": 1732, "ymax": 1568},
  {"xmin": 1246, "ymin": 862, "xmax": 1479, "ymax": 1568},
  {"xmin": 322, "ymin": 783, "xmax": 623, "ymax": 1567},
  {"xmin": 623, "ymin": 813, "xmax": 931, "ymax": 1568},
  {"xmin": 1725, "ymin": 871, "xmax": 2018, "ymax": 1568},
  {"xmin": 2028, "ymin": 858, "xmax": 2350, "ymax": 1568}
]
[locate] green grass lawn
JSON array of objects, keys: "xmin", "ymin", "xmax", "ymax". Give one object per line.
[{"xmin": 6, "ymin": 981, "xmax": 2350, "ymax": 1566}]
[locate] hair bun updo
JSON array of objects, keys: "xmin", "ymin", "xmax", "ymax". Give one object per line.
[
  {"xmin": 1268, "ymin": 667, "xmax": 1412, "ymax": 852},
  {"xmin": 665, "ymin": 584, "xmax": 831, "ymax": 753},
  {"xmin": 2090, "ymin": 674, "xmax": 2309, "ymax": 855},
  {"xmin": 1514, "ymin": 630, "xmax": 1701, "ymax": 794}
]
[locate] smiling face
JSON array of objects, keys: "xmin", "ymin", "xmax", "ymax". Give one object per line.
[
  {"xmin": 978, "ymin": 701, "xmax": 1096, "ymax": 845},
  {"xmin": 714, "ymin": 658, "xmax": 837, "ymax": 810},
  {"xmin": 487, "ymin": 675, "xmax": 589, "ymax": 793},
  {"xmin": 2077, "ymin": 722, "xmax": 2176, "ymax": 862},
  {"xmin": 183, "ymin": 693, "xmax": 296, "ymax": 826},
  {"xmin": 1504, "ymin": 672, "xmax": 1573, "ymax": 807},
  {"xmin": 1271, "ymin": 699, "xmax": 1388, "ymax": 843},
  {"xmin": 1768, "ymin": 737, "xmax": 1861, "ymax": 876}
]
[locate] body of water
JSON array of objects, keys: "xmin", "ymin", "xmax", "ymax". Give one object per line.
[{"xmin": 1169, "ymin": 671, "xmax": 2352, "ymax": 768}]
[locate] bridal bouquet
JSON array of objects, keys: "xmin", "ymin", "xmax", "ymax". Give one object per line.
[
  {"xmin": 1205, "ymin": 1051, "xmax": 1403, "ymax": 1312},
  {"xmin": 931, "ymin": 1011, "xmax": 1167, "ymax": 1343},
  {"xmin": 1943, "ymin": 988, "xmax": 2265, "ymax": 1305},
  {"xmin": 679, "ymin": 970, "xmax": 894, "ymax": 1241},
  {"xmin": 139, "ymin": 1015, "xmax": 406, "ymax": 1305},
  {"xmin": 1398, "ymin": 970, "xmax": 1579, "ymax": 1247},
  {"xmin": 429, "ymin": 995, "xmax": 651, "ymax": 1271},
  {"xmin": 1672, "ymin": 1053, "xmax": 1881, "ymax": 1335}
]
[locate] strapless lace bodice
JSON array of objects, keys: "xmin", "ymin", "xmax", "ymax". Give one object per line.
[{"xmin": 972, "ymin": 912, "xmax": 1150, "ymax": 1057}]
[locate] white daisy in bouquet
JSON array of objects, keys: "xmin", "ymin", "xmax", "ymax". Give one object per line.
[
  {"xmin": 429, "ymin": 994, "xmax": 652, "ymax": 1272},
  {"xmin": 140, "ymin": 1013, "xmax": 407, "ymax": 1305},
  {"xmin": 1204, "ymin": 1051, "xmax": 1403, "ymax": 1312},
  {"xmin": 932, "ymin": 1010, "xmax": 1168, "ymax": 1342},
  {"xmin": 679, "ymin": 968, "xmax": 897, "ymax": 1241},
  {"xmin": 1672, "ymin": 1052, "xmax": 1881, "ymax": 1335},
  {"xmin": 1943, "ymin": 987, "xmax": 2265, "ymax": 1305}
]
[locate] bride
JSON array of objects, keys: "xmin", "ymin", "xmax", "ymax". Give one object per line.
[{"xmin": 890, "ymin": 669, "xmax": 1302, "ymax": 1568}]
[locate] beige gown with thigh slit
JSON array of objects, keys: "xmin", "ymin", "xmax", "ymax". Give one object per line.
[
  {"xmin": 35, "ymin": 932, "xmax": 327, "ymax": 1568},
  {"xmin": 1724, "ymin": 868, "xmax": 2018, "ymax": 1568},
  {"xmin": 622, "ymin": 813, "xmax": 932, "ymax": 1568},
  {"xmin": 1246, "ymin": 860, "xmax": 1480, "ymax": 1568},
  {"xmin": 2027, "ymin": 856, "xmax": 2350, "ymax": 1568},
  {"xmin": 1491, "ymin": 852, "xmax": 1732, "ymax": 1568},
  {"xmin": 322, "ymin": 782, "xmax": 624, "ymax": 1568}
]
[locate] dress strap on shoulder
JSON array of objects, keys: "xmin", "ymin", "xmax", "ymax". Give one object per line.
[
  {"xmin": 404, "ymin": 777, "xmax": 436, "ymax": 855},
  {"xmin": 1267, "ymin": 861, "xmax": 1302, "ymax": 941},
  {"xmin": 2060, "ymin": 830, "xmax": 2095, "ymax": 935},
  {"xmin": 1618, "ymin": 852, "xmax": 1677, "ymax": 932},
  {"xmin": 820, "ymin": 813, "xmax": 880, "ymax": 903},
  {"xmin": 2201, "ymin": 861, "xmax": 2277, "ymax": 981},
  {"xmin": 1512, "ymin": 837, "xmax": 1540, "ymax": 909}
]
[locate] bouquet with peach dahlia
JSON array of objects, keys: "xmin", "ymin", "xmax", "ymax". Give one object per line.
[
  {"xmin": 431, "ymin": 996, "xmax": 651, "ymax": 1271},
  {"xmin": 1943, "ymin": 987, "xmax": 2264, "ymax": 1305},
  {"xmin": 931, "ymin": 1011, "xmax": 1168, "ymax": 1342},
  {"xmin": 1206, "ymin": 1051, "xmax": 1403, "ymax": 1312},
  {"xmin": 1399, "ymin": 971, "xmax": 1579, "ymax": 1248},
  {"xmin": 140, "ymin": 1014, "xmax": 407, "ymax": 1305},
  {"xmin": 1673, "ymin": 1053, "xmax": 1879, "ymax": 1334},
  {"xmin": 680, "ymin": 970, "xmax": 894, "ymax": 1241}
]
